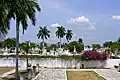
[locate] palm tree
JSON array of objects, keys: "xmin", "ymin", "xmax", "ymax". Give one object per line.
[
  {"xmin": 1, "ymin": 0, "xmax": 41, "ymax": 79},
  {"xmin": 0, "ymin": 0, "xmax": 10, "ymax": 39},
  {"xmin": 78, "ymin": 38, "xmax": 83, "ymax": 43},
  {"xmin": 55, "ymin": 26, "xmax": 66, "ymax": 48},
  {"xmin": 66, "ymin": 29, "xmax": 73, "ymax": 43},
  {"xmin": 37, "ymin": 26, "xmax": 50, "ymax": 48}
]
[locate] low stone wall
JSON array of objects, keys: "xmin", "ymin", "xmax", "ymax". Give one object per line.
[{"xmin": 0, "ymin": 58, "xmax": 119, "ymax": 68}]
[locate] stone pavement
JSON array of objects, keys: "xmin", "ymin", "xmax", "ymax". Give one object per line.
[
  {"xmin": 32, "ymin": 69, "xmax": 120, "ymax": 80},
  {"xmin": 95, "ymin": 69, "xmax": 120, "ymax": 80},
  {"xmin": 32, "ymin": 69, "xmax": 67, "ymax": 80}
]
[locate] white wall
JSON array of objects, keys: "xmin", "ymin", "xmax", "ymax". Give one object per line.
[
  {"xmin": 0, "ymin": 58, "xmax": 120, "ymax": 69},
  {"xmin": 106, "ymin": 59, "xmax": 120, "ymax": 67}
]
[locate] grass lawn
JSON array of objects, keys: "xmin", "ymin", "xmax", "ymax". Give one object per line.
[
  {"xmin": 0, "ymin": 67, "xmax": 15, "ymax": 74},
  {"xmin": 67, "ymin": 71, "xmax": 105, "ymax": 80}
]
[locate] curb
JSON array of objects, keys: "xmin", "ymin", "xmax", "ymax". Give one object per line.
[
  {"xmin": 64, "ymin": 69, "xmax": 67, "ymax": 80},
  {"xmin": 31, "ymin": 70, "xmax": 43, "ymax": 80}
]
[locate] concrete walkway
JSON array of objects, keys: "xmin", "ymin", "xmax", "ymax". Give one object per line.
[
  {"xmin": 95, "ymin": 69, "xmax": 120, "ymax": 80},
  {"xmin": 32, "ymin": 69, "xmax": 67, "ymax": 80},
  {"xmin": 33, "ymin": 69, "xmax": 120, "ymax": 80}
]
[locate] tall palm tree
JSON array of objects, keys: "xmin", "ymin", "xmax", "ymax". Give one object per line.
[
  {"xmin": 55, "ymin": 26, "xmax": 66, "ymax": 48},
  {"xmin": 66, "ymin": 29, "xmax": 73, "ymax": 43},
  {"xmin": 0, "ymin": 0, "xmax": 41, "ymax": 79},
  {"xmin": 0, "ymin": 0, "xmax": 10, "ymax": 38},
  {"xmin": 37, "ymin": 26, "xmax": 50, "ymax": 48}
]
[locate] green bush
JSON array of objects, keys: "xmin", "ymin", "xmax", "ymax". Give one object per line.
[{"xmin": 64, "ymin": 41, "xmax": 84, "ymax": 53}]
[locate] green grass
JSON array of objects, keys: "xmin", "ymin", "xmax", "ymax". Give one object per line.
[
  {"xmin": 67, "ymin": 71, "xmax": 105, "ymax": 80},
  {"xmin": 0, "ymin": 67, "xmax": 14, "ymax": 74}
]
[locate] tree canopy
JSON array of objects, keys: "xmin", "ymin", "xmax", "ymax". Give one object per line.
[
  {"xmin": 3, "ymin": 38, "xmax": 16, "ymax": 48},
  {"xmin": 66, "ymin": 29, "xmax": 73, "ymax": 43},
  {"xmin": 65, "ymin": 41, "xmax": 84, "ymax": 53}
]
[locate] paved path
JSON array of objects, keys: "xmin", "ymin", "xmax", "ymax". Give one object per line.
[
  {"xmin": 33, "ymin": 69, "xmax": 120, "ymax": 80},
  {"xmin": 33, "ymin": 69, "xmax": 67, "ymax": 80},
  {"xmin": 95, "ymin": 69, "xmax": 120, "ymax": 80}
]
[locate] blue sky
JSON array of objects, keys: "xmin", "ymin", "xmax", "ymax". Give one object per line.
[{"xmin": 7, "ymin": 0, "xmax": 120, "ymax": 45}]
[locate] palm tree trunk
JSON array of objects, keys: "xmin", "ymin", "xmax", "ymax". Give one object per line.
[
  {"xmin": 60, "ymin": 37, "xmax": 61, "ymax": 48},
  {"xmin": 43, "ymin": 38, "xmax": 45, "ymax": 48},
  {"xmin": 15, "ymin": 21, "xmax": 20, "ymax": 80},
  {"xmin": 26, "ymin": 54, "xmax": 28, "ymax": 70},
  {"xmin": 26, "ymin": 41, "xmax": 29, "ymax": 70}
]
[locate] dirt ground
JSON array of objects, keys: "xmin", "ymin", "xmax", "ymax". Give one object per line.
[
  {"xmin": 67, "ymin": 71, "xmax": 105, "ymax": 80},
  {"xmin": 0, "ymin": 67, "xmax": 14, "ymax": 74}
]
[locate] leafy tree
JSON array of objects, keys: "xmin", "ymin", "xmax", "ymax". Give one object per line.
[
  {"xmin": 55, "ymin": 26, "xmax": 66, "ymax": 48},
  {"xmin": 92, "ymin": 44, "xmax": 101, "ymax": 50},
  {"xmin": 3, "ymin": 38, "xmax": 16, "ymax": 48},
  {"xmin": 103, "ymin": 41, "xmax": 113, "ymax": 48},
  {"xmin": 37, "ymin": 26, "xmax": 50, "ymax": 48},
  {"xmin": 110, "ymin": 41, "xmax": 120, "ymax": 53},
  {"xmin": 118, "ymin": 37, "xmax": 120, "ymax": 43},
  {"xmin": 65, "ymin": 41, "xmax": 84, "ymax": 53},
  {"xmin": 45, "ymin": 44, "xmax": 58, "ymax": 52},
  {"xmin": 20, "ymin": 41, "xmax": 37, "ymax": 49},
  {"xmin": 0, "ymin": 41, "xmax": 3, "ymax": 48},
  {"xmin": 30, "ymin": 42, "xmax": 36, "ymax": 48},
  {"xmin": 49, "ymin": 44, "xmax": 58, "ymax": 50},
  {"xmin": 103, "ymin": 41, "xmax": 120, "ymax": 54},
  {"xmin": 66, "ymin": 29, "xmax": 73, "ymax": 43}
]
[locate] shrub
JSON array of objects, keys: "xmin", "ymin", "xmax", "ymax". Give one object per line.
[{"xmin": 82, "ymin": 50, "xmax": 107, "ymax": 60}]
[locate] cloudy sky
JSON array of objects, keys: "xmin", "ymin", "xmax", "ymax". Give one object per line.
[{"xmin": 7, "ymin": 0, "xmax": 120, "ymax": 45}]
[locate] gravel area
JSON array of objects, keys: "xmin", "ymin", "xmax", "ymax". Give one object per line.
[
  {"xmin": 95, "ymin": 69, "xmax": 120, "ymax": 80},
  {"xmin": 33, "ymin": 69, "xmax": 120, "ymax": 80},
  {"xmin": 33, "ymin": 69, "xmax": 67, "ymax": 80}
]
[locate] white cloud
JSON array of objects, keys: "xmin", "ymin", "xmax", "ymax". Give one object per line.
[
  {"xmin": 112, "ymin": 15, "xmax": 120, "ymax": 20},
  {"xmin": 51, "ymin": 23, "xmax": 61, "ymax": 27},
  {"xmin": 68, "ymin": 16, "xmax": 95, "ymax": 29},
  {"xmin": 71, "ymin": 16, "xmax": 89, "ymax": 23}
]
